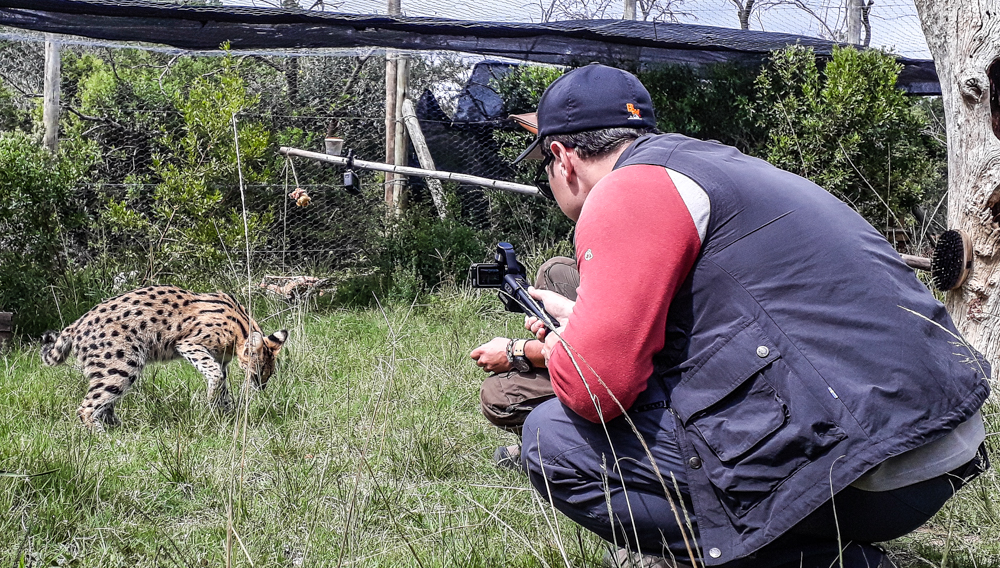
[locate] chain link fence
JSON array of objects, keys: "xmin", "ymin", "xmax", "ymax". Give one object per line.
[
  {"xmin": 0, "ymin": 30, "xmax": 576, "ymax": 334},
  {"xmin": 0, "ymin": 25, "xmax": 947, "ymax": 335}
]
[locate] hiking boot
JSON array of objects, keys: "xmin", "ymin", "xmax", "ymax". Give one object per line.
[
  {"xmin": 602, "ymin": 548, "xmax": 693, "ymax": 568},
  {"xmin": 493, "ymin": 444, "xmax": 526, "ymax": 474}
]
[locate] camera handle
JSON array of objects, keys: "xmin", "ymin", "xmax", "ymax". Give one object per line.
[{"xmin": 501, "ymin": 273, "xmax": 560, "ymax": 331}]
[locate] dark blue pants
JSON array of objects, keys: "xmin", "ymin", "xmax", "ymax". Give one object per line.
[
  {"xmin": 521, "ymin": 389, "xmax": 981, "ymax": 567},
  {"xmin": 521, "ymin": 388, "xmax": 696, "ymax": 559}
]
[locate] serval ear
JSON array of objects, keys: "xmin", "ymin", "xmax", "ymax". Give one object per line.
[
  {"xmin": 265, "ymin": 330, "xmax": 288, "ymax": 353},
  {"xmin": 245, "ymin": 331, "xmax": 265, "ymax": 356}
]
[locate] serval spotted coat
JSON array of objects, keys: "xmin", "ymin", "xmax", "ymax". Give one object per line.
[{"xmin": 41, "ymin": 286, "xmax": 288, "ymax": 430}]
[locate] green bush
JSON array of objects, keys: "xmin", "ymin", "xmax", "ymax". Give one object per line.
[
  {"xmin": 70, "ymin": 51, "xmax": 276, "ymax": 285},
  {"xmin": 0, "ymin": 132, "xmax": 97, "ymax": 335},
  {"xmin": 335, "ymin": 204, "xmax": 492, "ymax": 306},
  {"xmin": 0, "ymin": 79, "xmax": 29, "ymax": 132},
  {"xmin": 753, "ymin": 45, "xmax": 941, "ymax": 229},
  {"xmin": 639, "ymin": 62, "xmax": 765, "ymax": 152}
]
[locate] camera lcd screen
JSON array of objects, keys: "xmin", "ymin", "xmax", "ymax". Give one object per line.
[{"xmin": 473, "ymin": 265, "xmax": 503, "ymax": 288}]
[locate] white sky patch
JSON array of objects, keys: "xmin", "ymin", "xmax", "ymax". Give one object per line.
[{"xmin": 226, "ymin": 0, "xmax": 931, "ymax": 59}]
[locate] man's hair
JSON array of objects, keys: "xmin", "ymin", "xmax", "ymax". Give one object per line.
[{"xmin": 541, "ymin": 126, "xmax": 660, "ymax": 160}]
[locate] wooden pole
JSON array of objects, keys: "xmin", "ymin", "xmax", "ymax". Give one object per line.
[
  {"xmin": 401, "ymin": 98, "xmax": 448, "ymax": 218},
  {"xmin": 278, "ymin": 146, "xmax": 540, "ymax": 195},
  {"xmin": 846, "ymin": 0, "xmax": 863, "ymax": 44},
  {"xmin": 43, "ymin": 34, "xmax": 61, "ymax": 154},
  {"xmin": 383, "ymin": 0, "xmax": 401, "ymax": 211},
  {"xmin": 384, "ymin": 50, "xmax": 397, "ymax": 209},
  {"xmin": 392, "ymin": 55, "xmax": 409, "ymax": 215}
]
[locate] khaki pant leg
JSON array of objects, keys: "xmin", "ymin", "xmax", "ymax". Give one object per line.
[
  {"xmin": 534, "ymin": 256, "xmax": 579, "ymax": 301},
  {"xmin": 480, "ymin": 369, "xmax": 556, "ymax": 435}
]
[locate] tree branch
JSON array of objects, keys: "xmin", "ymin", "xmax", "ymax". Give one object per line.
[
  {"xmin": 862, "ymin": 0, "xmax": 874, "ymax": 47},
  {"xmin": 64, "ymin": 105, "xmax": 126, "ymax": 131}
]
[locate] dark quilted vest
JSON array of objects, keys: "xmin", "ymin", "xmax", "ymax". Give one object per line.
[{"xmin": 615, "ymin": 134, "xmax": 990, "ymax": 564}]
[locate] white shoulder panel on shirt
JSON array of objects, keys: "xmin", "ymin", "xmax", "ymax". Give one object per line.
[{"xmin": 665, "ymin": 168, "xmax": 710, "ymax": 244}]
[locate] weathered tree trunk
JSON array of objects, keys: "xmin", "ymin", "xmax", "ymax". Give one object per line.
[
  {"xmin": 623, "ymin": 0, "xmax": 636, "ymax": 20},
  {"xmin": 915, "ymin": 1, "xmax": 1000, "ymax": 384},
  {"xmin": 731, "ymin": 0, "xmax": 754, "ymax": 30},
  {"xmin": 846, "ymin": 0, "xmax": 863, "ymax": 44}
]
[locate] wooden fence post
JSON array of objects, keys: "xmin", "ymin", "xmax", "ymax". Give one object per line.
[
  {"xmin": 43, "ymin": 34, "xmax": 61, "ymax": 154},
  {"xmin": 401, "ymin": 98, "xmax": 448, "ymax": 219},
  {"xmin": 384, "ymin": 49, "xmax": 397, "ymax": 210},
  {"xmin": 392, "ymin": 55, "xmax": 409, "ymax": 215},
  {"xmin": 383, "ymin": 0, "xmax": 402, "ymax": 212}
]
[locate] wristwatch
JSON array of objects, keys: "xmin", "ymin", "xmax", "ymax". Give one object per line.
[{"xmin": 507, "ymin": 338, "xmax": 533, "ymax": 373}]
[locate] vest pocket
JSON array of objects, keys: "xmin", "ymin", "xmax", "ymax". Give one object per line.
[
  {"xmin": 671, "ymin": 320, "xmax": 846, "ymax": 519},
  {"xmin": 689, "ymin": 375, "xmax": 786, "ymax": 462}
]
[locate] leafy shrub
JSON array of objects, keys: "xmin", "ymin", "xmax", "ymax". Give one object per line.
[
  {"xmin": 0, "ymin": 80, "xmax": 29, "ymax": 132},
  {"xmin": 753, "ymin": 45, "xmax": 942, "ymax": 229},
  {"xmin": 639, "ymin": 62, "xmax": 765, "ymax": 152},
  {"xmin": 0, "ymin": 132, "xmax": 97, "ymax": 335},
  {"xmin": 336, "ymin": 204, "xmax": 491, "ymax": 306},
  {"xmin": 492, "ymin": 64, "xmax": 564, "ymax": 117},
  {"xmin": 77, "ymin": 52, "xmax": 276, "ymax": 284}
]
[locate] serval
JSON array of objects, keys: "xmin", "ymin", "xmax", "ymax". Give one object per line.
[{"xmin": 41, "ymin": 286, "xmax": 287, "ymax": 430}]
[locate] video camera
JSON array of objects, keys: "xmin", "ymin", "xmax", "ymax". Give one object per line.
[{"xmin": 470, "ymin": 242, "xmax": 560, "ymax": 330}]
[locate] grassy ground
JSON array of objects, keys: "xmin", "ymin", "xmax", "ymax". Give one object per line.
[{"xmin": 0, "ymin": 288, "xmax": 998, "ymax": 567}]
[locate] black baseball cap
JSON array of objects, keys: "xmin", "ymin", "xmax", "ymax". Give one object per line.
[{"xmin": 513, "ymin": 63, "xmax": 656, "ymax": 163}]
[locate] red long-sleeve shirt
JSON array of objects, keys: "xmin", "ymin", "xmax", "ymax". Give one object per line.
[{"xmin": 546, "ymin": 164, "xmax": 704, "ymax": 422}]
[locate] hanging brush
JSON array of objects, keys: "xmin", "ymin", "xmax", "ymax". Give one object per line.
[
  {"xmin": 900, "ymin": 229, "xmax": 973, "ymax": 292},
  {"xmin": 930, "ymin": 229, "xmax": 973, "ymax": 291}
]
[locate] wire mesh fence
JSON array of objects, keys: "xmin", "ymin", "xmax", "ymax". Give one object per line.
[
  {"xmin": 0, "ymin": 17, "xmax": 948, "ymax": 335},
  {"xmin": 0, "ymin": 30, "xmax": 578, "ymax": 334},
  {"xmin": 215, "ymin": 0, "xmax": 932, "ymax": 59}
]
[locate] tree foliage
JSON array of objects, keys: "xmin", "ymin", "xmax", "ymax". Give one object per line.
[
  {"xmin": 489, "ymin": 50, "xmax": 941, "ymax": 249},
  {"xmin": 753, "ymin": 45, "xmax": 943, "ymax": 227},
  {"xmin": 639, "ymin": 61, "xmax": 765, "ymax": 152},
  {"xmin": 102, "ymin": 53, "xmax": 274, "ymax": 283},
  {"xmin": 0, "ymin": 131, "xmax": 96, "ymax": 334},
  {"xmin": 0, "ymin": 49, "xmax": 288, "ymax": 333}
]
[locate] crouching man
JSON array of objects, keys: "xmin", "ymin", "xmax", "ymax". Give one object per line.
[{"xmin": 475, "ymin": 63, "xmax": 990, "ymax": 568}]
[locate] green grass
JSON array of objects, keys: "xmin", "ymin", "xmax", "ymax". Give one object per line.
[{"xmin": 0, "ymin": 288, "xmax": 998, "ymax": 567}]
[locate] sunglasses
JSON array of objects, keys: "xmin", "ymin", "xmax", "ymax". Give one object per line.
[{"xmin": 532, "ymin": 155, "xmax": 555, "ymax": 201}]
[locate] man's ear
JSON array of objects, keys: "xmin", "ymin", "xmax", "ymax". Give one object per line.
[{"xmin": 549, "ymin": 141, "xmax": 577, "ymax": 181}]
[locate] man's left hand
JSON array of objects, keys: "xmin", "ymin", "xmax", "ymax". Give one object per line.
[{"xmin": 470, "ymin": 337, "xmax": 513, "ymax": 373}]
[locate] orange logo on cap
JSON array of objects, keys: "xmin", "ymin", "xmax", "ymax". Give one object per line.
[{"xmin": 626, "ymin": 103, "xmax": 642, "ymax": 120}]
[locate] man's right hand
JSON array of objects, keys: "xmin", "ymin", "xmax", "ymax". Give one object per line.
[
  {"xmin": 524, "ymin": 287, "xmax": 575, "ymax": 367},
  {"xmin": 525, "ymin": 286, "xmax": 574, "ymax": 336},
  {"xmin": 470, "ymin": 337, "xmax": 513, "ymax": 373}
]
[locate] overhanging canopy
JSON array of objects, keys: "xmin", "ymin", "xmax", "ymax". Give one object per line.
[{"xmin": 0, "ymin": 0, "xmax": 941, "ymax": 94}]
